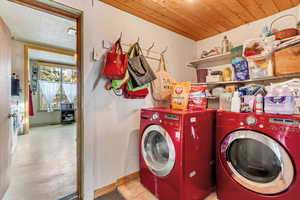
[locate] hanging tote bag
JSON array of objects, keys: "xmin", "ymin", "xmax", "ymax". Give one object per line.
[
  {"xmin": 127, "ymin": 42, "xmax": 156, "ymax": 87},
  {"xmin": 124, "ymin": 86, "xmax": 149, "ymax": 99},
  {"xmin": 111, "ymin": 70, "xmax": 130, "ymax": 90},
  {"xmin": 103, "ymin": 39, "xmax": 128, "ymax": 80},
  {"xmin": 124, "ymin": 77, "xmax": 149, "ymax": 99},
  {"xmin": 151, "ymin": 55, "xmax": 175, "ymax": 101}
]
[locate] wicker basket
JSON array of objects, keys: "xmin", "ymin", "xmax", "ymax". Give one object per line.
[{"xmin": 270, "ymin": 14, "xmax": 299, "ymax": 40}]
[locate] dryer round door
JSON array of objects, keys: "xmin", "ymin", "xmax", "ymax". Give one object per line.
[
  {"xmin": 141, "ymin": 125, "xmax": 176, "ymax": 177},
  {"xmin": 221, "ymin": 130, "xmax": 294, "ymax": 195}
]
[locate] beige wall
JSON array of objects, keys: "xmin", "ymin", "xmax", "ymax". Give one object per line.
[
  {"xmin": 29, "ymin": 94, "xmax": 61, "ymax": 126},
  {"xmin": 11, "ymin": 41, "xmax": 62, "ymax": 127},
  {"xmin": 48, "ymin": 1, "xmax": 197, "ymax": 199},
  {"xmin": 10, "ymin": 2, "xmax": 300, "ymax": 200}
]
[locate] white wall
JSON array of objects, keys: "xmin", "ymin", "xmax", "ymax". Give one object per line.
[
  {"xmin": 12, "ymin": 42, "xmax": 63, "ymax": 127},
  {"xmin": 48, "ymin": 1, "xmax": 196, "ymax": 200},
  {"xmin": 29, "ymin": 94, "xmax": 61, "ymax": 126},
  {"xmin": 197, "ymin": 6, "xmax": 300, "ymax": 57}
]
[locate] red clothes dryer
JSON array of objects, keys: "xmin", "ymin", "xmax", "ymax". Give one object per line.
[
  {"xmin": 216, "ymin": 111, "xmax": 300, "ymax": 200},
  {"xmin": 139, "ymin": 107, "xmax": 215, "ymax": 200}
]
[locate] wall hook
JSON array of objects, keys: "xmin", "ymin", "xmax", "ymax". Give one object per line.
[
  {"xmin": 118, "ymin": 32, "xmax": 122, "ymax": 41},
  {"xmin": 146, "ymin": 42, "xmax": 155, "ymax": 55},
  {"xmin": 161, "ymin": 46, "xmax": 168, "ymax": 55},
  {"xmin": 137, "ymin": 37, "xmax": 140, "ymax": 43}
]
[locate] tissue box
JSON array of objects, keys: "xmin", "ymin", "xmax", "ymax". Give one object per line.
[
  {"xmin": 295, "ymin": 97, "xmax": 300, "ymax": 114},
  {"xmin": 264, "ymin": 96, "xmax": 295, "ymax": 115}
]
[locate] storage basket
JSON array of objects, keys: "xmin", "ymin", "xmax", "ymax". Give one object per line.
[{"xmin": 270, "ymin": 14, "xmax": 299, "ymax": 40}]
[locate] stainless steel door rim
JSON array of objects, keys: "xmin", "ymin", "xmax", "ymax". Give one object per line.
[
  {"xmin": 222, "ymin": 130, "xmax": 294, "ymax": 195},
  {"xmin": 142, "ymin": 125, "xmax": 176, "ymax": 177}
]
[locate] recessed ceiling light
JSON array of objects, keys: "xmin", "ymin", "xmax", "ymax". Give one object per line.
[{"xmin": 67, "ymin": 27, "xmax": 77, "ymax": 36}]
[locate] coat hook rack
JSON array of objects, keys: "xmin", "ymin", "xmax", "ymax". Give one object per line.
[
  {"xmin": 161, "ymin": 46, "xmax": 168, "ymax": 55},
  {"xmin": 147, "ymin": 42, "xmax": 155, "ymax": 55}
]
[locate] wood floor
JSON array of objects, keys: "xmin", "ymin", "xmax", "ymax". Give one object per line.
[{"xmin": 118, "ymin": 179, "xmax": 218, "ymax": 200}]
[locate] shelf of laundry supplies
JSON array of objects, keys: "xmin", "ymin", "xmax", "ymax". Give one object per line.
[
  {"xmin": 192, "ymin": 73, "xmax": 300, "ymax": 86},
  {"xmin": 188, "ymin": 52, "xmax": 241, "ymax": 69}
]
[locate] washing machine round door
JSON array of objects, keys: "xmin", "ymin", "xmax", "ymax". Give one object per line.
[
  {"xmin": 141, "ymin": 125, "xmax": 176, "ymax": 177},
  {"xmin": 221, "ymin": 130, "xmax": 294, "ymax": 195}
]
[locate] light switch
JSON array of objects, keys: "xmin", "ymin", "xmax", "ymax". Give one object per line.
[{"xmin": 93, "ymin": 47, "xmax": 102, "ymax": 61}]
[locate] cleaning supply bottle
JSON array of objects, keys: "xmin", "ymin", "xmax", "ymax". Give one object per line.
[
  {"xmin": 255, "ymin": 94, "xmax": 264, "ymax": 114},
  {"xmin": 231, "ymin": 91, "xmax": 241, "ymax": 112},
  {"xmin": 222, "ymin": 36, "xmax": 230, "ymax": 54}
]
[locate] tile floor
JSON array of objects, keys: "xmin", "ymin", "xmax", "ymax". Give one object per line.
[
  {"xmin": 118, "ymin": 179, "xmax": 218, "ymax": 200},
  {"xmin": 96, "ymin": 191, "xmax": 125, "ymax": 200},
  {"xmin": 4, "ymin": 124, "xmax": 77, "ymax": 200}
]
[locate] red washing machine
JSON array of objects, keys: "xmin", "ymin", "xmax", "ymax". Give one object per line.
[
  {"xmin": 216, "ymin": 111, "xmax": 300, "ymax": 200},
  {"xmin": 139, "ymin": 107, "xmax": 215, "ymax": 200}
]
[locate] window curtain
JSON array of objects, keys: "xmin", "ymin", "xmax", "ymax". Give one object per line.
[
  {"xmin": 39, "ymin": 80, "xmax": 60, "ymax": 112},
  {"xmin": 62, "ymin": 83, "xmax": 77, "ymax": 103}
]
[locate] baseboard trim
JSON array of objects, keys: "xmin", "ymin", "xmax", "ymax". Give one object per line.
[
  {"xmin": 94, "ymin": 183, "xmax": 116, "ymax": 199},
  {"xmin": 116, "ymin": 172, "xmax": 139, "ymax": 186},
  {"xmin": 94, "ymin": 172, "xmax": 139, "ymax": 199}
]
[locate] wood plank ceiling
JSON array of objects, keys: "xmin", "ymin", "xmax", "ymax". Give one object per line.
[{"xmin": 99, "ymin": 0, "xmax": 299, "ymax": 41}]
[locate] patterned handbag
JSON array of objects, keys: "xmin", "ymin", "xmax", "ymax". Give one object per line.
[{"xmin": 127, "ymin": 43, "xmax": 156, "ymax": 87}]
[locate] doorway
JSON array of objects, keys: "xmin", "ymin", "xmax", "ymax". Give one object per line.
[{"xmin": 0, "ymin": 0, "xmax": 82, "ymax": 199}]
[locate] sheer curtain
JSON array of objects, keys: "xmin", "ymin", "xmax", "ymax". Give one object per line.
[
  {"xmin": 62, "ymin": 83, "xmax": 77, "ymax": 103},
  {"xmin": 39, "ymin": 80, "xmax": 60, "ymax": 112}
]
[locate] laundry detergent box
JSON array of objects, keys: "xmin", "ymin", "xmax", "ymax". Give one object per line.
[
  {"xmin": 264, "ymin": 96, "xmax": 295, "ymax": 115},
  {"xmin": 188, "ymin": 85, "xmax": 207, "ymax": 110}
]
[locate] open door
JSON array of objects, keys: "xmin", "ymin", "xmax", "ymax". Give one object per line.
[{"xmin": 0, "ymin": 17, "xmax": 12, "ymax": 199}]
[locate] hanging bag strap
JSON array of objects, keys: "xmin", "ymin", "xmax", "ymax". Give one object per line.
[
  {"xmin": 128, "ymin": 42, "xmax": 147, "ymax": 76},
  {"xmin": 115, "ymin": 39, "xmax": 123, "ymax": 55},
  {"xmin": 128, "ymin": 42, "xmax": 138, "ymax": 58},
  {"xmin": 159, "ymin": 55, "xmax": 168, "ymax": 72}
]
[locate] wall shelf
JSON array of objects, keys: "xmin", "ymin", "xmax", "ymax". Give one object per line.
[
  {"xmin": 188, "ymin": 52, "xmax": 240, "ymax": 69},
  {"xmin": 193, "ymin": 73, "xmax": 300, "ymax": 86}
]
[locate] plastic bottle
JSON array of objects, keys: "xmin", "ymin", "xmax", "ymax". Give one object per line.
[
  {"xmin": 231, "ymin": 91, "xmax": 241, "ymax": 112},
  {"xmin": 255, "ymin": 94, "xmax": 263, "ymax": 114},
  {"xmin": 222, "ymin": 36, "xmax": 230, "ymax": 54}
]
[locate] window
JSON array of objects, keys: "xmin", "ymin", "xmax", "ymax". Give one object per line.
[{"xmin": 38, "ymin": 64, "xmax": 77, "ymax": 111}]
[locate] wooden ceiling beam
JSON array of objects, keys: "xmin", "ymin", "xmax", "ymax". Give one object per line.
[
  {"xmin": 222, "ymin": 0, "xmax": 256, "ymax": 23},
  {"xmin": 148, "ymin": 0, "xmax": 219, "ymax": 37},
  {"xmin": 153, "ymin": 0, "xmax": 221, "ymax": 35},
  {"xmin": 120, "ymin": 0, "xmax": 207, "ymax": 37},
  {"xmin": 290, "ymin": 0, "xmax": 300, "ymax": 6},
  {"xmin": 99, "ymin": 0, "xmax": 298, "ymax": 41},
  {"xmin": 178, "ymin": 1, "xmax": 232, "ymax": 32},
  {"xmin": 99, "ymin": 0, "xmax": 200, "ymax": 40},
  {"xmin": 272, "ymin": 0, "xmax": 294, "ymax": 11},
  {"xmin": 113, "ymin": 0, "xmax": 204, "ymax": 39},
  {"xmin": 202, "ymin": 0, "xmax": 246, "ymax": 26},
  {"xmin": 255, "ymin": 0, "xmax": 279, "ymax": 16},
  {"xmin": 237, "ymin": 0, "xmax": 267, "ymax": 20}
]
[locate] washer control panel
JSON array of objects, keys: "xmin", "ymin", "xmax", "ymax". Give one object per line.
[
  {"xmin": 246, "ymin": 116, "xmax": 257, "ymax": 125},
  {"xmin": 152, "ymin": 112, "xmax": 159, "ymax": 120}
]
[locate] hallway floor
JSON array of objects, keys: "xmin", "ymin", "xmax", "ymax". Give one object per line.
[
  {"xmin": 4, "ymin": 124, "xmax": 77, "ymax": 200},
  {"xmin": 117, "ymin": 179, "xmax": 218, "ymax": 200}
]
